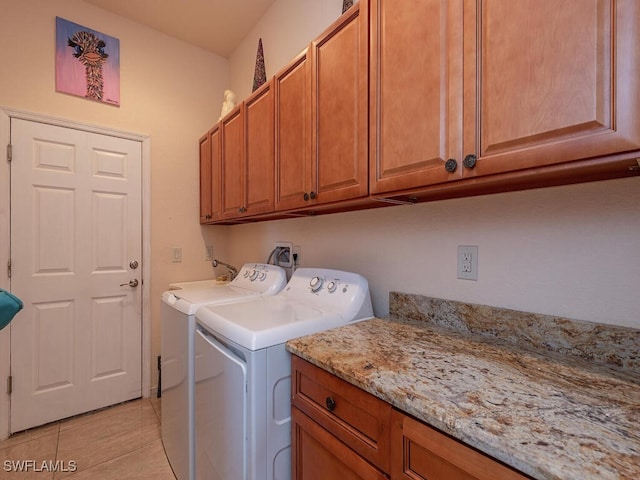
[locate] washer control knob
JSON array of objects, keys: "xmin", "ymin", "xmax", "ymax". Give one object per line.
[
  {"xmin": 243, "ymin": 269, "xmax": 250, "ymax": 278},
  {"xmin": 309, "ymin": 276, "xmax": 323, "ymax": 292},
  {"xmin": 249, "ymin": 269, "xmax": 259, "ymax": 281},
  {"xmin": 326, "ymin": 281, "xmax": 337, "ymax": 293},
  {"xmin": 258, "ymin": 271, "xmax": 267, "ymax": 281}
]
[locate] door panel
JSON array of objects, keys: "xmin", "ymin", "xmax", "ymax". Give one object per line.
[
  {"xmin": 10, "ymin": 119, "xmax": 142, "ymax": 432},
  {"xmin": 313, "ymin": 3, "xmax": 369, "ymax": 203},
  {"xmin": 370, "ymin": 0, "xmax": 463, "ymax": 194},
  {"xmin": 275, "ymin": 48, "xmax": 312, "ymax": 211},
  {"xmin": 466, "ymin": 0, "xmax": 640, "ymax": 177},
  {"xmin": 195, "ymin": 329, "xmax": 247, "ymax": 480}
]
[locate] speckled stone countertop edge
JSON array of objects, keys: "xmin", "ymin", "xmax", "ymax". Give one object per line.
[{"xmin": 286, "ymin": 316, "xmax": 640, "ymax": 480}]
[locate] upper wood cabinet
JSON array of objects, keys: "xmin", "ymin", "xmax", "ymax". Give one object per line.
[
  {"xmin": 311, "ymin": 1, "xmax": 369, "ymax": 205},
  {"xmin": 219, "ymin": 80, "xmax": 276, "ymax": 221},
  {"xmin": 199, "ymin": 124, "xmax": 220, "ymax": 224},
  {"xmin": 466, "ymin": 0, "xmax": 640, "ymax": 178},
  {"xmin": 245, "ymin": 79, "xmax": 275, "ymax": 216},
  {"xmin": 276, "ymin": 2, "xmax": 369, "ymax": 211},
  {"xmin": 275, "ymin": 47, "xmax": 313, "ymax": 212},
  {"xmin": 370, "ymin": 0, "xmax": 640, "ymax": 195},
  {"xmin": 202, "ymin": 0, "xmax": 640, "ymax": 224},
  {"xmin": 370, "ymin": 0, "xmax": 464, "ymax": 194},
  {"xmin": 220, "ymin": 104, "xmax": 245, "ymax": 219}
]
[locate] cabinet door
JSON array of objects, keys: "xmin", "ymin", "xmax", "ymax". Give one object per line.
[
  {"xmin": 245, "ymin": 79, "xmax": 275, "ymax": 216},
  {"xmin": 292, "ymin": 407, "xmax": 388, "ymax": 480},
  {"xmin": 220, "ymin": 105, "xmax": 245, "ymax": 219},
  {"xmin": 391, "ymin": 410, "xmax": 529, "ymax": 480},
  {"xmin": 370, "ymin": 0, "xmax": 464, "ymax": 195},
  {"xmin": 311, "ymin": 1, "xmax": 369, "ymax": 204},
  {"xmin": 199, "ymin": 125, "xmax": 220, "ymax": 223},
  {"xmin": 464, "ymin": 0, "xmax": 640, "ymax": 178},
  {"xmin": 275, "ymin": 47, "xmax": 313, "ymax": 211}
]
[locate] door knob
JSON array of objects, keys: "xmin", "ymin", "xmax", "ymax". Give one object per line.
[{"xmin": 120, "ymin": 279, "xmax": 139, "ymax": 287}]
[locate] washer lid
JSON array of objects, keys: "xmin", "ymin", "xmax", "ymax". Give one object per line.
[
  {"xmin": 162, "ymin": 285, "xmax": 259, "ymax": 315},
  {"xmin": 196, "ymin": 296, "xmax": 348, "ymax": 351},
  {"xmin": 162, "ymin": 263, "xmax": 288, "ymax": 315}
]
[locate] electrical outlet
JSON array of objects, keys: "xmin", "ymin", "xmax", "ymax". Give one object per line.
[
  {"xmin": 205, "ymin": 246, "xmax": 213, "ymax": 261},
  {"xmin": 457, "ymin": 246, "xmax": 478, "ymax": 280},
  {"xmin": 275, "ymin": 241, "xmax": 293, "ymax": 268}
]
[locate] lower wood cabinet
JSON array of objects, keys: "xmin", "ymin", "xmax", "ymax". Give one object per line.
[
  {"xmin": 391, "ymin": 410, "xmax": 530, "ymax": 480},
  {"xmin": 292, "ymin": 407, "xmax": 389, "ymax": 480},
  {"xmin": 291, "ymin": 356, "xmax": 530, "ymax": 480}
]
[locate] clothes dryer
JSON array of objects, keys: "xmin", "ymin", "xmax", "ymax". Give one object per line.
[{"xmin": 161, "ymin": 263, "xmax": 287, "ymax": 480}]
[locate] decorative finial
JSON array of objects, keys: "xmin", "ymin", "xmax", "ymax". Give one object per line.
[{"xmin": 252, "ymin": 38, "xmax": 266, "ymax": 92}]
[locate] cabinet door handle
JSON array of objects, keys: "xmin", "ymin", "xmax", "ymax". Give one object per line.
[
  {"xmin": 303, "ymin": 192, "xmax": 310, "ymax": 201},
  {"xmin": 309, "ymin": 191, "xmax": 317, "ymax": 200},
  {"xmin": 444, "ymin": 158, "xmax": 458, "ymax": 173},
  {"xmin": 463, "ymin": 154, "xmax": 477, "ymax": 169},
  {"xmin": 325, "ymin": 396, "xmax": 336, "ymax": 412}
]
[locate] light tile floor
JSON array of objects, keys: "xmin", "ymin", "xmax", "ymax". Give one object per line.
[{"xmin": 0, "ymin": 398, "xmax": 176, "ymax": 479}]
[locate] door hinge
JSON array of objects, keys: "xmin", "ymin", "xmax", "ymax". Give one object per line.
[
  {"xmin": 7, "ymin": 260, "xmax": 11, "ymax": 278},
  {"xmin": 6, "ymin": 376, "xmax": 12, "ymax": 395},
  {"xmin": 6, "ymin": 144, "xmax": 12, "ymax": 162}
]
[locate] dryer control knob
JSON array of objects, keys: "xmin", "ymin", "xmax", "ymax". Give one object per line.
[
  {"xmin": 249, "ymin": 269, "xmax": 259, "ymax": 281},
  {"xmin": 327, "ymin": 281, "xmax": 337, "ymax": 293},
  {"xmin": 258, "ymin": 271, "xmax": 267, "ymax": 281},
  {"xmin": 310, "ymin": 276, "xmax": 323, "ymax": 292}
]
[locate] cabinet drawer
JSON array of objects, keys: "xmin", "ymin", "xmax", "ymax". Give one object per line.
[{"xmin": 292, "ymin": 356, "xmax": 392, "ymax": 472}]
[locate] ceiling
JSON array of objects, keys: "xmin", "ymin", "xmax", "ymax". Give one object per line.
[{"xmin": 84, "ymin": 0, "xmax": 276, "ymax": 57}]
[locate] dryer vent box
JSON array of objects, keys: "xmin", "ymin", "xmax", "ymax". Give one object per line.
[{"xmin": 275, "ymin": 242, "xmax": 293, "ymax": 268}]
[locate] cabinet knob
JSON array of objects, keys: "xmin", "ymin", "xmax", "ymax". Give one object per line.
[
  {"xmin": 303, "ymin": 193, "xmax": 310, "ymax": 201},
  {"xmin": 309, "ymin": 191, "xmax": 317, "ymax": 200},
  {"xmin": 463, "ymin": 154, "xmax": 477, "ymax": 169},
  {"xmin": 444, "ymin": 158, "xmax": 458, "ymax": 173},
  {"xmin": 325, "ymin": 396, "xmax": 336, "ymax": 412}
]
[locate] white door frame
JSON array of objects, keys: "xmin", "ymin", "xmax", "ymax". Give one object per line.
[{"xmin": 0, "ymin": 106, "xmax": 152, "ymax": 440}]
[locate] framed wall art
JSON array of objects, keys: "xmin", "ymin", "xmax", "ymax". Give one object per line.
[{"xmin": 55, "ymin": 17, "xmax": 120, "ymax": 106}]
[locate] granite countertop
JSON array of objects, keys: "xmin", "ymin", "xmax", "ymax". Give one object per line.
[{"xmin": 286, "ymin": 299, "xmax": 640, "ymax": 480}]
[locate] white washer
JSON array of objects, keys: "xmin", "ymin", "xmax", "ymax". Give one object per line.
[
  {"xmin": 194, "ymin": 268, "xmax": 374, "ymax": 480},
  {"xmin": 161, "ymin": 263, "xmax": 287, "ymax": 480}
]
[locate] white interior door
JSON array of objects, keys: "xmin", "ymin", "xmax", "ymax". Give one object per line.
[{"xmin": 9, "ymin": 118, "xmax": 142, "ymax": 432}]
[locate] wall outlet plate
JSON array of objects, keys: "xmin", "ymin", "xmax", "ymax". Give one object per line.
[{"xmin": 457, "ymin": 245, "xmax": 478, "ymax": 280}]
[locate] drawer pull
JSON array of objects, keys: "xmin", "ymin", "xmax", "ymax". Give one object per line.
[{"xmin": 325, "ymin": 396, "xmax": 336, "ymax": 412}]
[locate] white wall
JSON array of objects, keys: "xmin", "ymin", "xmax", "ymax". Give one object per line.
[
  {"xmin": 228, "ymin": 0, "xmax": 344, "ymax": 100},
  {"xmin": 0, "ymin": 0, "xmax": 232, "ymax": 406},
  {"xmin": 225, "ymin": 0, "xmax": 640, "ymax": 329},
  {"xmin": 224, "ymin": 178, "xmax": 640, "ymax": 328}
]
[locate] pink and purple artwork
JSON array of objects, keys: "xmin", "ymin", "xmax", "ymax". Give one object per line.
[{"xmin": 55, "ymin": 17, "xmax": 120, "ymax": 106}]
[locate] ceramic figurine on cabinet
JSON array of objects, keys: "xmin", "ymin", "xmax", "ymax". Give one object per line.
[{"xmin": 219, "ymin": 89, "xmax": 236, "ymax": 119}]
